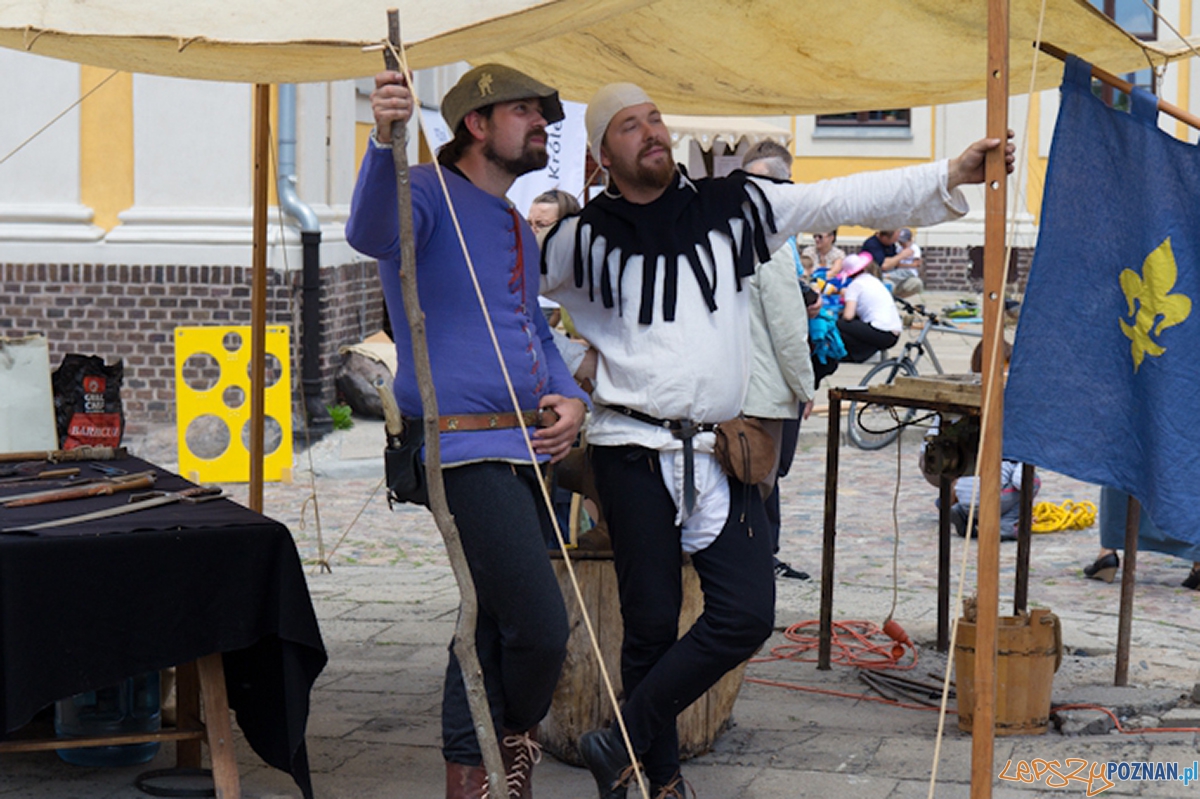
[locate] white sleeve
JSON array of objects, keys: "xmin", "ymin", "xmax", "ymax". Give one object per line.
[{"xmin": 750, "ymin": 162, "xmax": 969, "ymax": 254}]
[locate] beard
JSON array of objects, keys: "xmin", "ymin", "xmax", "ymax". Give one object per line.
[
  {"xmin": 483, "ymin": 129, "xmax": 549, "ymax": 177},
  {"xmin": 612, "ymin": 138, "xmax": 676, "ymax": 193}
]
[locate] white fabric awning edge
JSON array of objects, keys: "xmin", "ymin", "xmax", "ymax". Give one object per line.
[{"xmin": 663, "ymin": 115, "xmax": 792, "ymax": 152}]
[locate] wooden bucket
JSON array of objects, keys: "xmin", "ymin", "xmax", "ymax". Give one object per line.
[
  {"xmin": 954, "ymin": 608, "xmax": 1062, "ymax": 735},
  {"xmin": 540, "ymin": 551, "xmax": 747, "ymax": 765}
]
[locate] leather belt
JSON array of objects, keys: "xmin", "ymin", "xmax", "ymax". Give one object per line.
[
  {"xmin": 604, "ymin": 404, "xmax": 715, "ymax": 514},
  {"xmin": 437, "ymin": 409, "xmax": 557, "ymax": 433}
]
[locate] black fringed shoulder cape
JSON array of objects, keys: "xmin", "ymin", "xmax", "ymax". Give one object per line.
[{"xmin": 543, "ymin": 169, "xmax": 780, "ymax": 324}]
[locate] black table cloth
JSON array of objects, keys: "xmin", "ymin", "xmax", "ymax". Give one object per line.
[{"xmin": 0, "ymin": 457, "xmax": 327, "ymax": 799}]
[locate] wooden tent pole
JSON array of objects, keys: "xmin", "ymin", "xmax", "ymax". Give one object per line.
[
  {"xmin": 971, "ymin": 0, "xmax": 1010, "ymax": 797},
  {"xmin": 1038, "ymin": 41, "xmax": 1200, "ymax": 130},
  {"xmin": 1115, "ymin": 497, "xmax": 1140, "ymax": 685},
  {"xmin": 249, "ymin": 83, "xmax": 270, "ymax": 513},
  {"xmin": 381, "ymin": 11, "xmax": 506, "ymax": 796}
]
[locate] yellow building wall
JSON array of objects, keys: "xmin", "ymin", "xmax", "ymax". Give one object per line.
[
  {"xmin": 79, "ymin": 74, "xmax": 286, "ymax": 229},
  {"xmin": 1026, "ymin": 97, "xmax": 1048, "ymax": 227},
  {"xmin": 356, "ymin": 121, "xmax": 372, "ymax": 172},
  {"xmin": 79, "ymin": 67, "xmax": 133, "ymax": 232}
]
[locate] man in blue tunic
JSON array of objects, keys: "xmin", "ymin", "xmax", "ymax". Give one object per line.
[{"xmin": 346, "ymin": 66, "xmax": 589, "ymax": 799}]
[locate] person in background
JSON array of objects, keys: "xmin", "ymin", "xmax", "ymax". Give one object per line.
[
  {"xmin": 887, "ymin": 227, "xmax": 925, "ymax": 299},
  {"xmin": 861, "ymin": 228, "xmax": 922, "ymax": 299},
  {"xmin": 921, "ymin": 341, "xmax": 1039, "ymax": 542},
  {"xmin": 741, "ymin": 140, "xmax": 815, "ymax": 581},
  {"xmin": 799, "ymin": 229, "xmax": 846, "ymax": 281},
  {"xmin": 1086, "ymin": 489, "xmax": 1200, "ymax": 588},
  {"xmin": 836, "ymin": 253, "xmax": 902, "ymax": 363},
  {"xmin": 528, "ymin": 188, "xmax": 581, "ymax": 244}
]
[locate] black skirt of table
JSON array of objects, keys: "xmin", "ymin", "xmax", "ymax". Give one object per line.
[{"xmin": 0, "ymin": 456, "xmax": 327, "ymax": 799}]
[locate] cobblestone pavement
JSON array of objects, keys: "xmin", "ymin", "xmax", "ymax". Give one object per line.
[{"xmin": 6, "ymin": 303, "xmax": 1200, "ymax": 797}]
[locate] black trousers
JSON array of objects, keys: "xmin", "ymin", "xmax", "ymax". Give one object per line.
[
  {"xmin": 766, "ymin": 416, "xmax": 802, "ymax": 553},
  {"xmin": 590, "ymin": 446, "xmax": 775, "ymax": 784},
  {"xmin": 837, "ymin": 317, "xmax": 900, "ymax": 363},
  {"xmin": 440, "ymin": 462, "xmax": 569, "ymax": 765}
]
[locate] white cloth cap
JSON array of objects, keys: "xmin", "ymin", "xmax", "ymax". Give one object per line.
[{"xmin": 586, "ymin": 82, "xmax": 654, "ymax": 164}]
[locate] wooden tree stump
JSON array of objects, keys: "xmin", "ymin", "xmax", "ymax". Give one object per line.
[{"xmin": 540, "ymin": 551, "xmax": 747, "ymax": 765}]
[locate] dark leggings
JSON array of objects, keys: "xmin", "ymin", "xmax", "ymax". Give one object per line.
[
  {"xmin": 837, "ymin": 317, "xmax": 900, "ymax": 363},
  {"xmin": 440, "ymin": 462, "xmax": 569, "ymax": 765},
  {"xmin": 590, "ymin": 446, "xmax": 775, "ymax": 784},
  {"xmin": 766, "ymin": 416, "xmax": 802, "ymax": 552}
]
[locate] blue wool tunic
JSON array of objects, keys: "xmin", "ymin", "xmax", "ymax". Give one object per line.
[{"xmin": 346, "ymin": 146, "xmax": 588, "ymax": 466}]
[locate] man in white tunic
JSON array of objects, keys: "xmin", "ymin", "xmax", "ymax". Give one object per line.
[{"xmin": 540, "ymin": 82, "xmax": 1012, "ymax": 799}]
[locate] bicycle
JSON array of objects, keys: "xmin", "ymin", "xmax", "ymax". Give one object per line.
[{"xmin": 845, "ymin": 297, "xmax": 983, "ymax": 450}]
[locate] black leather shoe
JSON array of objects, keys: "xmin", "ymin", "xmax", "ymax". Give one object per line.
[
  {"xmin": 774, "ymin": 559, "xmax": 810, "ymax": 580},
  {"xmin": 579, "ymin": 728, "xmax": 635, "ymax": 799},
  {"xmin": 1083, "ymin": 552, "xmax": 1119, "ymax": 583},
  {"xmin": 1183, "ymin": 566, "xmax": 1200, "ymax": 591}
]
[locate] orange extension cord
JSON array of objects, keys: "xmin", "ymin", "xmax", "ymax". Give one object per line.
[
  {"xmin": 746, "ymin": 620, "xmax": 1200, "ymax": 733},
  {"xmin": 752, "ymin": 619, "xmax": 918, "ymax": 671}
]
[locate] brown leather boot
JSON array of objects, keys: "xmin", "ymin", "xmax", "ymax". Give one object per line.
[
  {"xmin": 445, "ymin": 760, "xmax": 487, "ymax": 799},
  {"xmin": 491, "ymin": 729, "xmax": 542, "ymax": 799}
]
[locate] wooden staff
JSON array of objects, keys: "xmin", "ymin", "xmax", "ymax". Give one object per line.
[
  {"xmin": 971, "ymin": 0, "xmax": 1009, "ymax": 796},
  {"xmin": 382, "ymin": 10, "xmax": 506, "ymax": 796}
]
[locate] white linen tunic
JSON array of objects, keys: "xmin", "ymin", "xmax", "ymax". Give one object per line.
[{"xmin": 542, "ymin": 163, "xmax": 967, "ymax": 551}]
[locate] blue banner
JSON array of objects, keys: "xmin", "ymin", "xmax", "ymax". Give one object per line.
[{"xmin": 1004, "ymin": 56, "xmax": 1200, "ymax": 544}]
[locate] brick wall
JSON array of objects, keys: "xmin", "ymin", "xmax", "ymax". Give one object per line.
[
  {"xmin": 919, "ymin": 245, "xmax": 1035, "ymax": 293},
  {"xmin": 844, "ymin": 245, "xmax": 1035, "ymax": 294},
  {"xmin": 1, "ymin": 261, "xmax": 386, "ymax": 436}
]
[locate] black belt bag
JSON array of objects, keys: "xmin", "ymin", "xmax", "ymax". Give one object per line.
[{"xmin": 385, "ymin": 418, "xmax": 429, "ymax": 508}]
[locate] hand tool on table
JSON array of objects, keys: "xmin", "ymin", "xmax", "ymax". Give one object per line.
[
  {"xmin": 0, "ymin": 467, "xmax": 82, "ymax": 485},
  {"xmin": 0, "ymin": 445, "xmax": 127, "ymax": 464},
  {"xmin": 1, "ymin": 471, "xmax": 157, "ymax": 507},
  {"xmin": 1, "ymin": 486, "xmax": 224, "ymax": 532},
  {"xmin": 89, "ymin": 462, "xmax": 129, "ymax": 476}
]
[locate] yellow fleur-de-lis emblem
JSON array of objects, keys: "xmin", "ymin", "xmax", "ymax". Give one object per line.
[{"xmin": 1118, "ymin": 237, "xmax": 1191, "ymax": 372}]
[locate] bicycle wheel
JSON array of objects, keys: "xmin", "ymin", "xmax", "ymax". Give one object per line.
[{"xmin": 846, "ymin": 359, "xmax": 919, "ymax": 450}]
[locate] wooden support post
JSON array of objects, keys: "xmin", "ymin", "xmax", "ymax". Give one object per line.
[
  {"xmin": 248, "ymin": 83, "xmax": 271, "ymax": 514},
  {"xmin": 972, "ymin": 1, "xmax": 1009, "ymax": 796},
  {"xmin": 197, "ymin": 653, "xmax": 241, "ymax": 799},
  {"xmin": 819, "ymin": 392, "xmax": 841, "ymax": 670},
  {"xmin": 938, "ymin": 476, "xmax": 952, "ymax": 652},
  {"xmin": 1014, "ymin": 464, "xmax": 1035, "ymax": 615},
  {"xmin": 1115, "ymin": 497, "xmax": 1140, "ymax": 686},
  {"xmin": 175, "ymin": 661, "xmax": 202, "ymax": 768}
]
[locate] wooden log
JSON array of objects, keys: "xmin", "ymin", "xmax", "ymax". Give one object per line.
[{"xmin": 540, "ymin": 555, "xmax": 747, "ymax": 765}]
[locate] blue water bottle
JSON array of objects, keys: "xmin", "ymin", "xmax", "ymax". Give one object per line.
[{"xmin": 54, "ymin": 671, "xmax": 162, "ymax": 766}]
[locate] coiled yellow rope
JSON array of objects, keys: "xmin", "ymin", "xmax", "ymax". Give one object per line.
[{"xmin": 1032, "ymin": 500, "xmax": 1097, "ymax": 533}]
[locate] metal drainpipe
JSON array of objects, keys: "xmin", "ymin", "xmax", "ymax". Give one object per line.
[{"xmin": 277, "ymin": 84, "xmax": 332, "ymax": 432}]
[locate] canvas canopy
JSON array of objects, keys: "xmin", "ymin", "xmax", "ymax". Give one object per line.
[
  {"xmin": 663, "ymin": 115, "xmax": 792, "ymax": 151},
  {"xmin": 1, "ymin": 0, "xmax": 1194, "ymax": 113}
]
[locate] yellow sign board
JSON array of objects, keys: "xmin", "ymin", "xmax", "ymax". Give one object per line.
[{"xmin": 174, "ymin": 326, "xmax": 293, "ymax": 483}]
